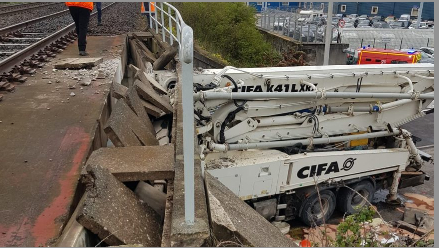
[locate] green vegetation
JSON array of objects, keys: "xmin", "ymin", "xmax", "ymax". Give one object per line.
[{"xmin": 173, "ymin": 2, "xmax": 281, "ymax": 67}]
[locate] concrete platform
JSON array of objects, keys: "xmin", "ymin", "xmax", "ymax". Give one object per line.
[{"xmin": 0, "ymin": 36, "xmax": 125, "ymax": 246}]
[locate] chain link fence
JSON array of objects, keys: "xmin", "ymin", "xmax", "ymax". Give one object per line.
[{"xmin": 256, "ymin": 9, "xmax": 339, "ymax": 43}]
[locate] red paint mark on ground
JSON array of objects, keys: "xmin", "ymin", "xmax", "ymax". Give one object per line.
[
  {"xmin": 0, "ymin": 218, "xmax": 31, "ymax": 246},
  {"xmin": 31, "ymin": 127, "xmax": 90, "ymax": 246}
]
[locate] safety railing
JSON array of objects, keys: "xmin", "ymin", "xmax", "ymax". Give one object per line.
[{"xmin": 149, "ymin": 2, "xmax": 195, "ymax": 225}]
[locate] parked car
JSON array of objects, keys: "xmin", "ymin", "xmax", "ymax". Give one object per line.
[
  {"xmin": 372, "ymin": 21, "xmax": 390, "ymax": 28},
  {"xmin": 292, "ymin": 24, "xmax": 317, "ymax": 42},
  {"xmin": 408, "ymin": 21, "xmax": 429, "ymax": 29},
  {"xmin": 273, "ymin": 17, "xmax": 290, "ymax": 30},
  {"xmin": 419, "ymin": 47, "xmax": 434, "ymax": 56},
  {"xmin": 385, "ymin": 16, "xmax": 396, "ymax": 23},
  {"xmin": 357, "ymin": 19, "xmax": 372, "ymax": 28},
  {"xmin": 342, "ymin": 22, "xmax": 355, "ymax": 28},
  {"xmin": 371, "ymin": 15, "xmax": 384, "ymax": 22},
  {"xmin": 399, "ymin": 14, "xmax": 411, "ymax": 21},
  {"xmin": 390, "ymin": 20, "xmax": 409, "ymax": 29},
  {"xmin": 348, "ymin": 14, "xmax": 359, "ymax": 19},
  {"xmin": 316, "ymin": 24, "xmax": 339, "ymax": 42},
  {"xmin": 358, "ymin": 14, "xmax": 368, "ymax": 20}
]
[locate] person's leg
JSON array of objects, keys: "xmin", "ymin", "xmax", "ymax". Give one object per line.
[
  {"xmin": 68, "ymin": 7, "xmax": 80, "ymax": 36},
  {"xmin": 97, "ymin": 2, "xmax": 102, "ymax": 25},
  {"xmin": 77, "ymin": 7, "xmax": 91, "ymax": 54}
]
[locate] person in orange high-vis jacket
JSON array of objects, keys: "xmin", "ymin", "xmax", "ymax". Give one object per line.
[{"xmin": 65, "ymin": 2, "xmax": 93, "ymax": 56}]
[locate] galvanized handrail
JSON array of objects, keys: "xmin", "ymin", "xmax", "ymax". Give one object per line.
[{"xmin": 149, "ymin": 2, "xmax": 195, "ymax": 225}]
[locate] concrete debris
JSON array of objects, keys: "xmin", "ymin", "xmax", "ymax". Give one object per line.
[
  {"xmin": 77, "ymin": 164, "xmax": 162, "ymax": 246},
  {"xmin": 125, "ymin": 85, "xmax": 156, "ymax": 137},
  {"xmin": 70, "ymin": 92, "xmax": 76, "ymax": 97},
  {"xmin": 104, "ymin": 100, "xmax": 158, "ymax": 147},
  {"xmin": 69, "ymin": 85, "xmax": 76, "ymax": 89},
  {"xmin": 205, "ymin": 172, "xmax": 297, "ymax": 247},
  {"xmin": 136, "ymin": 71, "xmax": 167, "ymax": 95},
  {"xmin": 54, "ymin": 57, "xmax": 103, "ymax": 69},
  {"xmin": 83, "ymin": 145, "xmax": 174, "ymax": 182},
  {"xmin": 81, "ymin": 77, "xmax": 92, "ymax": 86},
  {"xmin": 135, "ymin": 79, "xmax": 172, "ymax": 114},
  {"xmin": 403, "ymin": 207, "xmax": 434, "ymax": 230},
  {"xmin": 141, "ymin": 100, "xmax": 166, "ymax": 118}
]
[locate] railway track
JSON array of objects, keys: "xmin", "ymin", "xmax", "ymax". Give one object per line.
[
  {"xmin": 0, "ymin": 3, "xmax": 61, "ymax": 18},
  {"xmin": 0, "ymin": 2, "xmax": 49, "ymax": 13},
  {"xmin": 0, "ymin": 3, "xmax": 116, "ymax": 95}
]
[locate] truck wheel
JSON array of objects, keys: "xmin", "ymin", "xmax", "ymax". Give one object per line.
[
  {"xmin": 300, "ymin": 190, "xmax": 336, "ymax": 226},
  {"xmin": 336, "ymin": 180, "xmax": 374, "ymax": 215}
]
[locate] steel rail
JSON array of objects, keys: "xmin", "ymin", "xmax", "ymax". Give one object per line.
[
  {"xmin": 0, "ymin": 3, "xmax": 48, "ymax": 12},
  {"xmin": 0, "ymin": 3, "xmax": 61, "ymax": 18},
  {"xmin": 0, "ymin": 3, "xmax": 116, "ymax": 74},
  {"xmin": 0, "ymin": 9, "xmax": 70, "ymax": 36}
]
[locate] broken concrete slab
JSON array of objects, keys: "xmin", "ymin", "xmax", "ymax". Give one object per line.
[
  {"xmin": 83, "ymin": 145, "xmax": 174, "ymax": 182},
  {"xmin": 205, "ymin": 172, "xmax": 297, "ymax": 247},
  {"xmin": 403, "ymin": 207, "xmax": 434, "ymax": 230},
  {"xmin": 135, "ymin": 181, "xmax": 167, "ymax": 220},
  {"xmin": 54, "ymin": 57, "xmax": 103, "ymax": 69},
  {"xmin": 77, "ymin": 164, "xmax": 162, "ymax": 246},
  {"xmin": 142, "ymin": 100, "xmax": 166, "ymax": 118},
  {"xmin": 111, "ymin": 82, "xmax": 128, "ymax": 99},
  {"xmin": 136, "ymin": 70, "xmax": 168, "ymax": 95},
  {"xmin": 135, "ymin": 79, "xmax": 173, "ymax": 114},
  {"xmin": 125, "ymin": 85, "xmax": 156, "ymax": 137},
  {"xmin": 104, "ymin": 100, "xmax": 159, "ymax": 147},
  {"xmin": 153, "ymin": 43, "xmax": 178, "ymax": 71}
]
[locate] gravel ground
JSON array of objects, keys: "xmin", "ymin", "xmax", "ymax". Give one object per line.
[
  {"xmin": 0, "ymin": 3, "xmax": 67, "ymax": 29},
  {"xmin": 88, "ymin": 2, "xmax": 147, "ymax": 36}
]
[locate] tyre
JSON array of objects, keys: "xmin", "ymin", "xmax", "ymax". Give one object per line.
[
  {"xmin": 299, "ymin": 190, "xmax": 336, "ymax": 227},
  {"xmin": 336, "ymin": 180, "xmax": 375, "ymax": 215}
]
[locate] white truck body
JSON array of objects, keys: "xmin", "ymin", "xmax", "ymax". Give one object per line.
[{"xmin": 206, "ymin": 148, "xmax": 409, "ymax": 200}]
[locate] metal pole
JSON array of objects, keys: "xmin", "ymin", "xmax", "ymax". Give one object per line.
[
  {"xmin": 154, "ymin": 3, "xmax": 158, "ymax": 33},
  {"xmin": 416, "ymin": 2, "xmax": 424, "ymax": 29},
  {"xmin": 211, "ymin": 130, "xmax": 402, "ymax": 151},
  {"xmin": 323, "ymin": 1, "xmax": 333, "ymax": 65},
  {"xmin": 300, "ymin": 22, "xmax": 303, "ymax": 42},
  {"xmin": 400, "ymin": 38, "xmax": 403, "ymax": 50},
  {"xmin": 168, "ymin": 5, "xmax": 173, "ymax": 45},
  {"xmin": 160, "ymin": 3, "xmax": 165, "ymax": 42},
  {"xmin": 427, "ymin": 38, "xmax": 429, "ymax": 47},
  {"xmin": 181, "ymin": 24, "xmax": 195, "ymax": 225},
  {"xmin": 307, "ymin": 24, "xmax": 310, "ymax": 42},
  {"xmin": 196, "ymin": 91, "xmax": 435, "ymax": 101},
  {"xmin": 373, "ymin": 38, "xmax": 375, "ymax": 48}
]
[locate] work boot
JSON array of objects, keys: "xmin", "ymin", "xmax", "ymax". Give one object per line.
[{"xmin": 79, "ymin": 51, "xmax": 89, "ymax": 56}]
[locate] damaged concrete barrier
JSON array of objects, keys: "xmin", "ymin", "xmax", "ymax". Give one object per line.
[
  {"xmin": 125, "ymin": 85, "xmax": 156, "ymax": 135},
  {"xmin": 104, "ymin": 100, "xmax": 158, "ymax": 147},
  {"xmin": 83, "ymin": 145, "xmax": 174, "ymax": 182},
  {"xmin": 77, "ymin": 164, "xmax": 162, "ymax": 246},
  {"xmin": 205, "ymin": 172, "xmax": 297, "ymax": 247},
  {"xmin": 135, "ymin": 79, "xmax": 173, "ymax": 114}
]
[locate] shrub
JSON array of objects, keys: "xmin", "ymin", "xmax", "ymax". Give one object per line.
[{"xmin": 174, "ymin": 2, "xmax": 280, "ymax": 67}]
